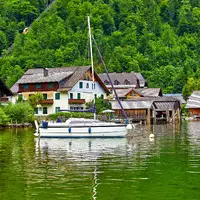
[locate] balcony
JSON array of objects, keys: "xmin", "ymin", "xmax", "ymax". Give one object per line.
[
  {"xmin": 68, "ymin": 99, "xmax": 85, "ymax": 104},
  {"xmin": 39, "ymin": 99, "xmax": 54, "ymax": 104},
  {"xmin": 0, "ymin": 97, "xmax": 9, "ymax": 103}
]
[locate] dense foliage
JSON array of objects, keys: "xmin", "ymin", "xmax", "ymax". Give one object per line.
[
  {"xmin": 86, "ymin": 97, "xmax": 111, "ymax": 114},
  {"xmin": 3, "ymin": 102, "xmax": 34, "ymax": 123},
  {"xmin": 48, "ymin": 112, "xmax": 93, "ymax": 121},
  {"xmin": 28, "ymin": 92, "xmax": 43, "ymax": 108},
  {"xmin": 1, "ymin": 0, "xmax": 200, "ymax": 95},
  {"xmin": 0, "ymin": 107, "xmax": 9, "ymax": 125}
]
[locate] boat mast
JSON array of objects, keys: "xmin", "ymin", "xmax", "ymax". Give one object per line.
[
  {"xmin": 88, "ymin": 16, "xmax": 96, "ymax": 120},
  {"xmin": 92, "ymin": 35, "xmax": 129, "ymax": 121}
]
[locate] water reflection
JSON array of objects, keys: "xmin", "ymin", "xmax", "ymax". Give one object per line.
[
  {"xmin": 35, "ymin": 138, "xmax": 128, "ymax": 160},
  {"xmin": 34, "ymin": 138, "xmax": 128, "ymax": 200},
  {"xmin": 0, "ymin": 122, "xmax": 200, "ymax": 200}
]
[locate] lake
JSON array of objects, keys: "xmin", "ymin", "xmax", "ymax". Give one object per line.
[{"xmin": 0, "ymin": 121, "xmax": 200, "ymax": 200}]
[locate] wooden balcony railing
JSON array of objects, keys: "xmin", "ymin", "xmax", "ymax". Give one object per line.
[
  {"xmin": 39, "ymin": 99, "xmax": 54, "ymax": 104},
  {"xmin": 68, "ymin": 99, "xmax": 85, "ymax": 104}
]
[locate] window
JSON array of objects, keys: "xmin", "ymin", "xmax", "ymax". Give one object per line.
[
  {"xmin": 114, "ymin": 80, "xmax": 119, "ymax": 85},
  {"xmin": 77, "ymin": 93, "xmax": 81, "ymax": 99},
  {"xmin": 49, "ymin": 83, "xmax": 53, "ymax": 89},
  {"xmin": 79, "ymin": 82, "xmax": 83, "ymax": 88},
  {"xmin": 55, "ymin": 93, "xmax": 60, "ymax": 100},
  {"xmin": 86, "ymin": 83, "xmax": 89, "ymax": 88},
  {"xmin": 24, "ymin": 84, "xmax": 28, "ymax": 90},
  {"xmin": 43, "ymin": 107, "xmax": 47, "ymax": 114},
  {"xmin": 124, "ymin": 79, "xmax": 130, "ymax": 85},
  {"xmin": 101, "ymin": 94, "xmax": 104, "ymax": 99},
  {"xmin": 92, "ymin": 83, "xmax": 95, "ymax": 89},
  {"xmin": 36, "ymin": 84, "xmax": 41, "ymax": 89},
  {"xmin": 18, "ymin": 94, "xmax": 23, "ymax": 101},
  {"xmin": 35, "ymin": 107, "xmax": 38, "ymax": 114},
  {"xmin": 70, "ymin": 106, "xmax": 74, "ymax": 110},
  {"xmin": 43, "ymin": 93, "xmax": 47, "ymax": 100},
  {"xmin": 104, "ymin": 80, "xmax": 109, "ymax": 85},
  {"xmin": 55, "ymin": 107, "xmax": 60, "ymax": 113},
  {"xmin": 70, "ymin": 93, "xmax": 73, "ymax": 99}
]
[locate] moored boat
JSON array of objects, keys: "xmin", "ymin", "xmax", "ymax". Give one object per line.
[{"xmin": 36, "ymin": 118, "xmax": 128, "ymax": 138}]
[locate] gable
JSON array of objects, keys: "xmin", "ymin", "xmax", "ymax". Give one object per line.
[{"xmin": 126, "ymin": 89, "xmax": 142, "ymax": 98}]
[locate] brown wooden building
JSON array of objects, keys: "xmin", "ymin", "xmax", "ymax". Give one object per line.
[
  {"xmin": 186, "ymin": 91, "xmax": 200, "ymax": 117},
  {"xmin": 111, "ymin": 96, "xmax": 181, "ymax": 123},
  {"xmin": 0, "ymin": 79, "xmax": 12, "ymax": 104}
]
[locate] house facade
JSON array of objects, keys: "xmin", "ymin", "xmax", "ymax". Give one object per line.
[
  {"xmin": 11, "ymin": 66, "xmax": 109, "ymax": 116},
  {"xmin": 0, "ymin": 79, "xmax": 12, "ymax": 105}
]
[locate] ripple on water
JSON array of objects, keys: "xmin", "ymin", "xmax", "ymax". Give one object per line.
[{"xmin": 1, "ymin": 122, "xmax": 200, "ymax": 200}]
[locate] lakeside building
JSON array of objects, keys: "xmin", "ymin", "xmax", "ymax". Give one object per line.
[
  {"xmin": 164, "ymin": 93, "xmax": 186, "ymax": 105},
  {"xmin": 98, "ymin": 72, "xmax": 148, "ymax": 90},
  {"xmin": 0, "ymin": 79, "xmax": 13, "ymax": 105},
  {"xmin": 186, "ymin": 91, "xmax": 200, "ymax": 117},
  {"xmin": 99, "ymin": 72, "xmax": 181, "ymax": 123},
  {"xmin": 11, "ymin": 66, "xmax": 109, "ymax": 116},
  {"xmin": 111, "ymin": 96, "xmax": 181, "ymax": 124}
]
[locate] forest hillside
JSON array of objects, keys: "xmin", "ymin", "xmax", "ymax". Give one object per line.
[{"xmin": 0, "ymin": 0, "xmax": 200, "ymax": 97}]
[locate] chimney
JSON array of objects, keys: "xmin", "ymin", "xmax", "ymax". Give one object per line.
[{"xmin": 43, "ymin": 68, "xmax": 48, "ymax": 77}]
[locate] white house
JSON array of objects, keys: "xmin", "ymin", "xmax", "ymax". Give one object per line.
[{"xmin": 11, "ymin": 66, "xmax": 109, "ymax": 116}]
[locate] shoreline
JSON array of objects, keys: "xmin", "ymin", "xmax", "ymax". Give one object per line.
[{"xmin": 0, "ymin": 123, "xmax": 33, "ymax": 129}]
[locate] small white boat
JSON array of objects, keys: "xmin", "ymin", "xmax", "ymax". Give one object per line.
[{"xmin": 36, "ymin": 118, "xmax": 128, "ymax": 138}]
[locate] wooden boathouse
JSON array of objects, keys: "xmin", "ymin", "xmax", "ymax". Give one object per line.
[{"xmin": 110, "ymin": 96, "xmax": 181, "ymax": 124}]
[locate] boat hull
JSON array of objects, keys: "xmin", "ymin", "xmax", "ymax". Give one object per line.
[{"xmin": 39, "ymin": 125, "xmax": 127, "ymax": 138}]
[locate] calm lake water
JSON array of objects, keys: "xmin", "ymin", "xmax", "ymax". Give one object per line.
[{"xmin": 0, "ymin": 121, "xmax": 200, "ymax": 200}]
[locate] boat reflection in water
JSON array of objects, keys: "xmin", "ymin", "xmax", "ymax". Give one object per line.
[
  {"xmin": 34, "ymin": 137, "xmax": 128, "ymax": 200},
  {"xmin": 35, "ymin": 137, "xmax": 128, "ymax": 160}
]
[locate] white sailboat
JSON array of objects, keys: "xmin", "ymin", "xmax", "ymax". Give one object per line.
[{"xmin": 36, "ymin": 16, "xmax": 132, "ymax": 138}]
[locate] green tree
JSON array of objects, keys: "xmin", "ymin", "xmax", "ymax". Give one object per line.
[
  {"xmin": 182, "ymin": 77, "xmax": 196, "ymax": 100},
  {"xmin": 28, "ymin": 93, "xmax": 43, "ymax": 108},
  {"xmin": 4, "ymin": 102, "xmax": 34, "ymax": 123},
  {"xmin": 6, "ymin": 65, "xmax": 24, "ymax": 88},
  {"xmin": 0, "ymin": 107, "xmax": 9, "ymax": 125},
  {"xmin": 86, "ymin": 97, "xmax": 111, "ymax": 114},
  {"xmin": 1, "ymin": 0, "xmax": 200, "ymax": 94}
]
